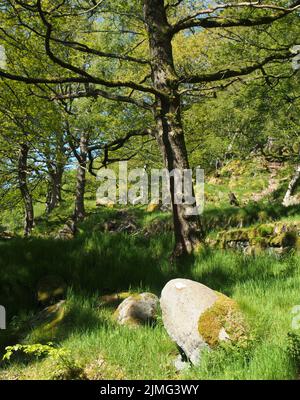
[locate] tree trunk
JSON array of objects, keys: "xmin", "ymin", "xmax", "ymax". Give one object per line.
[
  {"xmin": 144, "ymin": 0, "xmax": 203, "ymax": 257},
  {"xmin": 18, "ymin": 143, "xmax": 34, "ymax": 237},
  {"xmin": 46, "ymin": 166, "xmax": 64, "ymax": 213},
  {"xmin": 282, "ymin": 164, "xmax": 300, "ymax": 206},
  {"xmin": 74, "ymin": 132, "xmax": 88, "ymax": 221}
]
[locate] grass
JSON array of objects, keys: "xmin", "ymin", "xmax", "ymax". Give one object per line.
[
  {"xmin": 1, "ymin": 157, "xmax": 300, "ymax": 380},
  {"xmin": 1, "ymin": 227, "xmax": 300, "ymax": 379}
]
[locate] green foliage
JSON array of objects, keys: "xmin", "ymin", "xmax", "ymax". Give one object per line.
[
  {"xmin": 2, "ymin": 342, "xmax": 84, "ymax": 380},
  {"xmin": 287, "ymin": 331, "xmax": 300, "ymax": 368},
  {"xmin": 3, "ymin": 342, "xmax": 68, "ymax": 362}
]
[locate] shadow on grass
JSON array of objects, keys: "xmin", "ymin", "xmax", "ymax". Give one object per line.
[{"xmin": 0, "ymin": 230, "xmax": 175, "ymax": 321}]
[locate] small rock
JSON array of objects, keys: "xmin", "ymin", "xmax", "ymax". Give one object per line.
[
  {"xmin": 0, "ymin": 231, "xmax": 14, "ymax": 240},
  {"xmin": 114, "ymin": 292, "xmax": 159, "ymax": 326},
  {"xmin": 96, "ymin": 198, "xmax": 115, "ymax": 208},
  {"xmin": 147, "ymin": 203, "xmax": 160, "ymax": 213},
  {"xmin": 55, "ymin": 220, "xmax": 76, "ymax": 240},
  {"xmin": 30, "ymin": 300, "xmax": 66, "ymax": 330},
  {"xmin": 37, "ymin": 275, "xmax": 67, "ymax": 305},
  {"xmin": 100, "ymin": 212, "xmax": 138, "ymax": 234},
  {"xmin": 174, "ymin": 355, "xmax": 190, "ymax": 372}
]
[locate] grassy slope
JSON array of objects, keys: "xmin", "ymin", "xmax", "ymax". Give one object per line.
[{"xmin": 0, "ymin": 158, "xmax": 300, "ymax": 380}]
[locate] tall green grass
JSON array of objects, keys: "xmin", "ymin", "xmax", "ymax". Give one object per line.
[{"xmin": 1, "ymin": 229, "xmax": 300, "ymax": 379}]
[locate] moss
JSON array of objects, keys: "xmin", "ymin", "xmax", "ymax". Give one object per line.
[
  {"xmin": 215, "ymin": 223, "xmax": 300, "ymax": 252},
  {"xmin": 219, "ymin": 229, "xmax": 249, "ymax": 242},
  {"xmin": 28, "ymin": 301, "xmax": 66, "ymax": 342},
  {"xmin": 257, "ymin": 224, "xmax": 274, "ymax": 237},
  {"xmin": 247, "ymin": 228, "xmax": 258, "ymax": 240},
  {"xmin": 147, "ymin": 203, "xmax": 160, "ymax": 213},
  {"xmin": 37, "ymin": 275, "xmax": 66, "ymax": 304},
  {"xmin": 198, "ymin": 293, "xmax": 249, "ymax": 349},
  {"xmin": 270, "ymin": 232, "xmax": 297, "ymax": 247},
  {"xmin": 99, "ymin": 292, "xmax": 132, "ymax": 308},
  {"xmin": 257, "ymin": 211, "xmax": 269, "ymax": 223},
  {"xmin": 249, "ymin": 236, "xmax": 268, "ymax": 248},
  {"xmin": 42, "ymin": 302, "xmax": 66, "ymax": 330}
]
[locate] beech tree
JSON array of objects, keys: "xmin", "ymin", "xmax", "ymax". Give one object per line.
[{"xmin": 0, "ymin": 0, "xmax": 299, "ymax": 255}]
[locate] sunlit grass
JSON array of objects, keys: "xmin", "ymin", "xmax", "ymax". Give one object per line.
[{"xmin": 1, "ymin": 231, "xmax": 300, "ymax": 380}]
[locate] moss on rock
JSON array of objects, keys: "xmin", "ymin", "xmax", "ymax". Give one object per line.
[
  {"xmin": 214, "ymin": 222, "xmax": 300, "ymax": 253},
  {"xmin": 37, "ymin": 275, "xmax": 66, "ymax": 304},
  {"xmin": 114, "ymin": 292, "xmax": 159, "ymax": 327},
  {"xmin": 99, "ymin": 292, "xmax": 132, "ymax": 308},
  {"xmin": 270, "ymin": 231, "xmax": 297, "ymax": 247},
  {"xmin": 257, "ymin": 224, "xmax": 274, "ymax": 237},
  {"xmin": 198, "ymin": 293, "xmax": 249, "ymax": 349},
  {"xmin": 147, "ymin": 203, "xmax": 160, "ymax": 213}
]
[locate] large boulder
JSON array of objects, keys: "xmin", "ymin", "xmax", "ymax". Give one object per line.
[
  {"xmin": 114, "ymin": 292, "xmax": 159, "ymax": 326},
  {"xmin": 160, "ymin": 279, "xmax": 248, "ymax": 365}
]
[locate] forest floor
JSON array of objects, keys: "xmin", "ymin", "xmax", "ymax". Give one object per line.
[{"xmin": 0, "ymin": 158, "xmax": 300, "ymax": 380}]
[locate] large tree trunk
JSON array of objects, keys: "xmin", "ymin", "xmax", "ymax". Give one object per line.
[
  {"xmin": 144, "ymin": 0, "xmax": 203, "ymax": 257},
  {"xmin": 18, "ymin": 143, "xmax": 34, "ymax": 237},
  {"xmin": 74, "ymin": 132, "xmax": 88, "ymax": 221},
  {"xmin": 46, "ymin": 166, "xmax": 64, "ymax": 214},
  {"xmin": 282, "ymin": 164, "xmax": 300, "ymax": 206}
]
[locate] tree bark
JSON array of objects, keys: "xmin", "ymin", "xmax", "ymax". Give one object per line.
[
  {"xmin": 18, "ymin": 143, "xmax": 34, "ymax": 237},
  {"xmin": 45, "ymin": 134, "xmax": 66, "ymax": 213},
  {"xmin": 74, "ymin": 132, "xmax": 88, "ymax": 221},
  {"xmin": 144, "ymin": 0, "xmax": 203, "ymax": 257},
  {"xmin": 282, "ymin": 164, "xmax": 300, "ymax": 206},
  {"xmin": 46, "ymin": 166, "xmax": 64, "ymax": 213}
]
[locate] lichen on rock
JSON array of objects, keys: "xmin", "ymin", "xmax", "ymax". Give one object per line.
[{"xmin": 114, "ymin": 292, "xmax": 159, "ymax": 327}]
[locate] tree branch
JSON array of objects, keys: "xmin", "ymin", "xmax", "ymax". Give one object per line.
[
  {"xmin": 172, "ymin": 1, "xmax": 300, "ymax": 34},
  {"xmin": 53, "ymin": 86, "xmax": 153, "ymax": 111},
  {"xmin": 88, "ymin": 128, "xmax": 155, "ymax": 175},
  {"xmin": 180, "ymin": 50, "xmax": 294, "ymax": 84}
]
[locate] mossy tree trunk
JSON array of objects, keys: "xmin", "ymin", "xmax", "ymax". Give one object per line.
[
  {"xmin": 46, "ymin": 165, "xmax": 64, "ymax": 214},
  {"xmin": 18, "ymin": 142, "xmax": 34, "ymax": 237},
  {"xmin": 74, "ymin": 132, "xmax": 88, "ymax": 222},
  {"xmin": 144, "ymin": 0, "xmax": 203, "ymax": 258}
]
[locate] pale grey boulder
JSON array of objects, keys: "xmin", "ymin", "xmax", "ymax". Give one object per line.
[
  {"xmin": 114, "ymin": 292, "xmax": 159, "ymax": 326},
  {"xmin": 160, "ymin": 278, "xmax": 249, "ymax": 365},
  {"xmin": 160, "ymin": 278, "xmax": 218, "ymax": 365}
]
